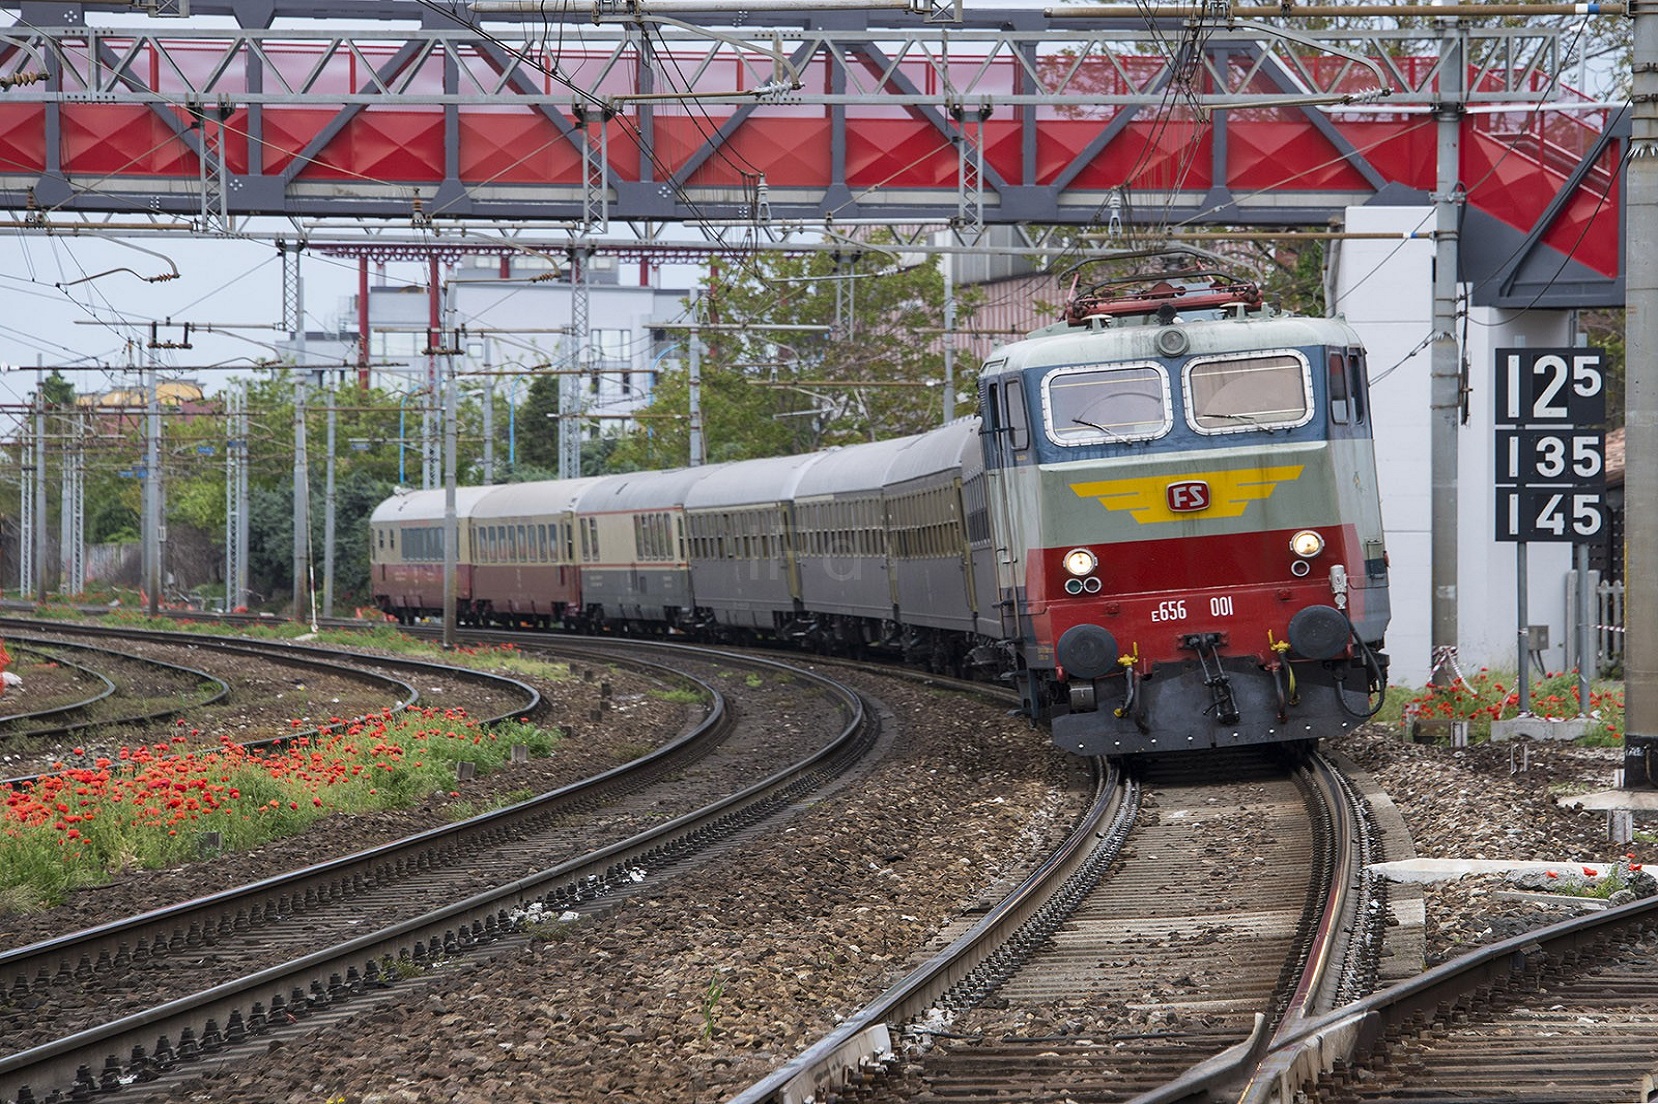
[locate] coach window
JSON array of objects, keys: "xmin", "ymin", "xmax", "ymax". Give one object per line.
[
  {"xmin": 1186, "ymin": 352, "xmax": 1313, "ymax": 434},
  {"xmin": 1045, "ymin": 363, "xmax": 1170, "ymax": 445}
]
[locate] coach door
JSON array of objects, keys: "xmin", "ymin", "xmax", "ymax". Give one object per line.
[{"xmin": 981, "ymin": 365, "xmax": 1030, "ymax": 639}]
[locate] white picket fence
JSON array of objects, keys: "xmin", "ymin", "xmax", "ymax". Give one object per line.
[{"xmin": 1572, "ymin": 575, "xmax": 1624, "ymax": 677}]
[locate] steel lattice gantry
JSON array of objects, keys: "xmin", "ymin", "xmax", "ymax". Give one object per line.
[{"xmin": 0, "ymin": 1, "xmax": 1626, "ymax": 306}]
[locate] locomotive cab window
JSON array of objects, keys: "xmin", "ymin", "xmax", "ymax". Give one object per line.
[
  {"xmin": 1328, "ymin": 352, "xmax": 1350, "ymax": 425},
  {"xmin": 1043, "ymin": 363, "xmax": 1171, "ymax": 445},
  {"xmin": 1185, "ymin": 351, "xmax": 1313, "ymax": 434},
  {"xmin": 1349, "ymin": 348, "xmax": 1369, "ymax": 424}
]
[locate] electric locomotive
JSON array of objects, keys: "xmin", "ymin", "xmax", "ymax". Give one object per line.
[{"xmin": 986, "ymin": 266, "xmax": 1390, "ymax": 755}]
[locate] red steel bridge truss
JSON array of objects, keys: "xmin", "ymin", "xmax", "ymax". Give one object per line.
[{"xmin": 0, "ymin": 1, "xmax": 1626, "ymax": 306}]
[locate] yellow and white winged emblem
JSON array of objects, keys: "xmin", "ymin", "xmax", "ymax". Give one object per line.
[{"xmin": 1069, "ymin": 465, "xmax": 1304, "ymax": 523}]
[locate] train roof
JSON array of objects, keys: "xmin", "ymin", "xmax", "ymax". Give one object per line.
[
  {"xmin": 983, "ymin": 311, "xmax": 1363, "ymax": 377},
  {"xmin": 682, "ymin": 451, "xmax": 830, "ymax": 512},
  {"xmin": 473, "ymin": 476, "xmax": 609, "ymax": 519},
  {"xmin": 794, "ymin": 434, "xmax": 921, "ymax": 500},
  {"xmin": 574, "ymin": 466, "xmax": 724, "ymax": 513},
  {"xmin": 882, "ymin": 419, "xmax": 982, "ymax": 488},
  {"xmin": 369, "ymin": 485, "xmax": 495, "ymax": 524}
]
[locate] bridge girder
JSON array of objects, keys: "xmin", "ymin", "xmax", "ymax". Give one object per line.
[{"xmin": 0, "ymin": 3, "xmax": 1622, "ymax": 306}]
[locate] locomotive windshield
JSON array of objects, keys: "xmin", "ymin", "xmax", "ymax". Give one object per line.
[
  {"xmin": 1044, "ymin": 363, "xmax": 1171, "ymax": 445},
  {"xmin": 1185, "ymin": 352, "xmax": 1313, "ymax": 433}
]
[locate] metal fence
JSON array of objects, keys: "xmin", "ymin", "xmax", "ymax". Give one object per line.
[{"xmin": 1571, "ymin": 573, "xmax": 1625, "ymax": 677}]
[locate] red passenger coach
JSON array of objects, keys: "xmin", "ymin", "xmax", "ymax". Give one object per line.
[
  {"xmin": 369, "ymin": 486, "xmax": 493, "ymax": 624},
  {"xmin": 470, "ymin": 477, "xmax": 605, "ymax": 629}
]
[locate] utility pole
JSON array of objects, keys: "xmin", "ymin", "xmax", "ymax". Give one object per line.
[
  {"xmin": 481, "ymin": 339, "xmax": 495, "ymax": 484},
  {"xmin": 293, "ymin": 371, "xmax": 309, "ymax": 623},
  {"xmin": 442, "ymin": 357, "xmax": 458, "ymax": 649},
  {"xmin": 224, "ymin": 383, "xmax": 248, "ymax": 613},
  {"xmin": 562, "ymin": 248, "xmax": 590, "ymax": 480},
  {"xmin": 323, "ymin": 373, "xmax": 337, "ymax": 619},
  {"xmin": 60, "ymin": 405, "xmax": 83, "ymax": 598},
  {"xmin": 942, "ymin": 256, "xmax": 957, "ymax": 424},
  {"xmin": 1624, "ymin": 5, "xmax": 1658, "ymax": 784},
  {"xmin": 688, "ymin": 300, "xmax": 704, "ymax": 467},
  {"xmin": 1428, "ymin": 17, "xmax": 1465, "ymax": 687},
  {"xmin": 18, "ymin": 382, "xmax": 33, "ymax": 600},
  {"xmin": 32, "ymin": 371, "xmax": 46, "ymax": 602},
  {"xmin": 143, "ymin": 364, "xmax": 161, "ymax": 617}
]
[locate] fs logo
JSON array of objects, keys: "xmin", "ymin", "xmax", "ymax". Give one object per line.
[
  {"xmin": 1166, "ymin": 480, "xmax": 1210, "ymax": 513},
  {"xmin": 1070, "ymin": 465, "xmax": 1303, "ymax": 523}
]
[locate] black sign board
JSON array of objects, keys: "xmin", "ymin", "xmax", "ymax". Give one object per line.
[{"xmin": 1493, "ymin": 348, "xmax": 1606, "ymax": 542}]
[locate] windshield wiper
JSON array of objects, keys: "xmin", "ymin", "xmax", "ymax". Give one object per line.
[
  {"xmin": 1072, "ymin": 416, "xmax": 1132, "ymax": 443},
  {"xmin": 1203, "ymin": 411, "xmax": 1279, "ymax": 434}
]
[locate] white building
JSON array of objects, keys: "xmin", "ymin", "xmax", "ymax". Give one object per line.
[
  {"xmin": 366, "ymin": 255, "xmax": 691, "ymax": 442},
  {"xmin": 1336, "ymin": 205, "xmax": 1581, "ymax": 686}
]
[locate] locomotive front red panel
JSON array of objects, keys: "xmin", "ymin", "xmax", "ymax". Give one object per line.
[{"xmin": 1028, "ymin": 525, "xmax": 1373, "ymax": 674}]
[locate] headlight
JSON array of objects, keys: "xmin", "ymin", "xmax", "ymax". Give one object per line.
[
  {"xmin": 1062, "ymin": 548, "xmax": 1098, "ymax": 576},
  {"xmin": 1290, "ymin": 530, "xmax": 1325, "ymax": 558}
]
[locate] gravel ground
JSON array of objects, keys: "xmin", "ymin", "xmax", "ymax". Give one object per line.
[
  {"xmin": 166, "ymin": 670, "xmax": 1080, "ymax": 1104},
  {"xmin": 1327, "ymin": 727, "xmax": 1636, "ymax": 965}
]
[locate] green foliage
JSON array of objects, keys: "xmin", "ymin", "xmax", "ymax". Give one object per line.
[
  {"xmin": 609, "ymin": 242, "xmax": 983, "ymax": 467},
  {"xmin": 514, "ymin": 374, "xmax": 563, "ymax": 472},
  {"xmin": 701, "ymin": 976, "xmax": 726, "ymax": 1039},
  {"xmin": 1255, "ymin": 239, "xmax": 1326, "ymax": 317},
  {"xmin": 87, "ymin": 488, "xmax": 140, "ymax": 544},
  {"xmin": 1580, "ymin": 309, "xmax": 1625, "ymax": 429},
  {"xmin": 648, "ymin": 687, "xmax": 706, "ymax": 704}
]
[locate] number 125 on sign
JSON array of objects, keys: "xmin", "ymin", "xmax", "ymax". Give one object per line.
[{"xmin": 1496, "ymin": 490, "xmax": 1604, "ymax": 541}]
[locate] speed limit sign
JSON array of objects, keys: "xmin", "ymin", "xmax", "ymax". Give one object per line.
[{"xmin": 1493, "ymin": 349, "xmax": 1606, "ymax": 543}]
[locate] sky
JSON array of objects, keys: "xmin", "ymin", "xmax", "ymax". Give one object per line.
[{"xmin": 0, "ymin": 231, "xmax": 369, "ymax": 409}]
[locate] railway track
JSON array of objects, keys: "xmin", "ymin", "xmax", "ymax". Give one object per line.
[
  {"xmin": 0, "ymin": 640, "xmax": 878, "ymax": 1104},
  {"xmin": 731, "ymin": 746, "xmax": 1384, "ymax": 1104},
  {"xmin": 0, "ymin": 619, "xmax": 542, "ymax": 782},
  {"xmin": 17, "ymin": 618, "xmax": 1644, "ymax": 1101},
  {"xmin": 0, "ymin": 636, "xmax": 228, "ymax": 741},
  {"xmin": 1256, "ymin": 897, "xmax": 1658, "ymax": 1103}
]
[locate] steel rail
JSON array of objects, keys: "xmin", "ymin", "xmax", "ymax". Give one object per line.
[
  {"xmin": 0, "ymin": 645, "xmax": 118, "ymax": 726},
  {"xmin": 726, "ymin": 757, "xmax": 1131, "ymax": 1104},
  {"xmin": 1119, "ymin": 751, "xmax": 1367, "ymax": 1104},
  {"xmin": 1244, "ymin": 882, "xmax": 1658, "ymax": 1103},
  {"xmin": 0, "ymin": 634, "xmax": 229, "ymax": 739},
  {"xmin": 0, "ymin": 636, "xmax": 667, "ymax": 1048},
  {"xmin": 0, "ymin": 616, "xmax": 543, "ymax": 735}
]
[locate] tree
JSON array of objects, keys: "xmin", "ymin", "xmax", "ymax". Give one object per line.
[
  {"xmin": 610, "ymin": 241, "xmax": 982, "ymax": 468},
  {"xmin": 514, "ymin": 373, "xmax": 563, "ymax": 472}
]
